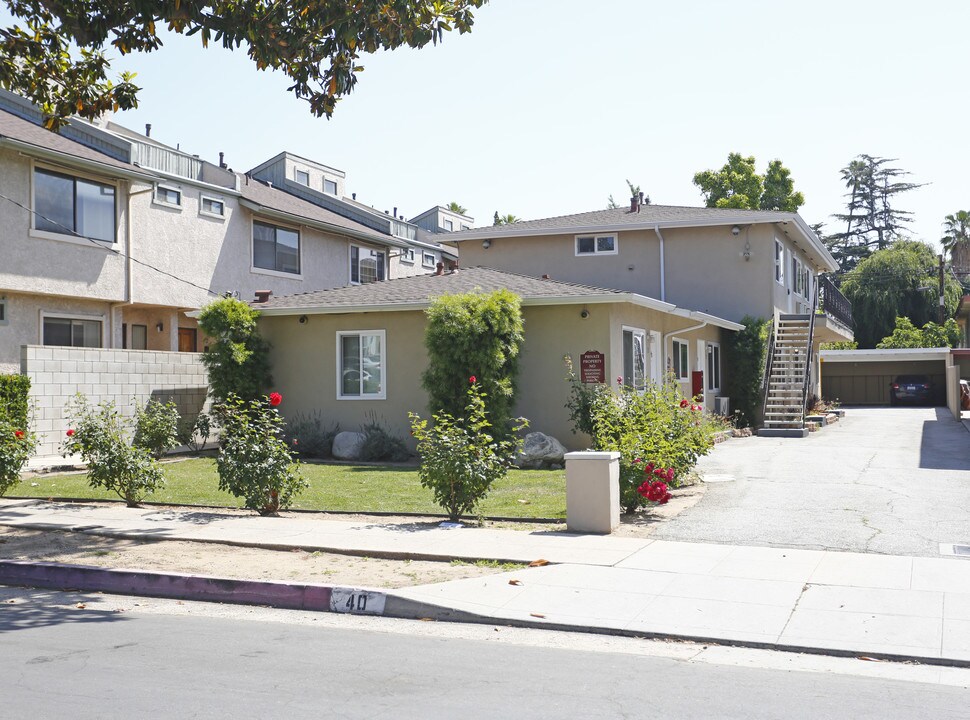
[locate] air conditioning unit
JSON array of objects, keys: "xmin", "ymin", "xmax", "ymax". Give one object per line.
[{"xmin": 714, "ymin": 396, "xmax": 730, "ymax": 416}]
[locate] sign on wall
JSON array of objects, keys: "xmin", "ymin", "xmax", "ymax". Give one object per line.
[{"xmin": 580, "ymin": 350, "xmax": 605, "ymax": 384}]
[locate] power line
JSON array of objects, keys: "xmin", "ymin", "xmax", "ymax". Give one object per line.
[{"xmin": 0, "ymin": 189, "xmax": 224, "ymax": 299}]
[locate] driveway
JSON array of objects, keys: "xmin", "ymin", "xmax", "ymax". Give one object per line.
[{"xmin": 655, "ymin": 407, "xmax": 970, "ymax": 557}]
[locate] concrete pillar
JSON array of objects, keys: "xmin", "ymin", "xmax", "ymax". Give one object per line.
[
  {"xmin": 564, "ymin": 451, "xmax": 620, "ymax": 534},
  {"xmin": 168, "ymin": 309, "xmax": 179, "ymax": 352}
]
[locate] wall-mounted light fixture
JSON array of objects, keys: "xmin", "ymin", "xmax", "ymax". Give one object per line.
[
  {"xmin": 155, "ymin": 322, "xmax": 164, "ymax": 332},
  {"xmin": 580, "ymin": 307, "xmax": 590, "ymax": 319},
  {"xmin": 731, "ymin": 225, "xmax": 740, "ymax": 236},
  {"xmin": 482, "ymin": 239, "xmax": 491, "ymax": 249},
  {"xmin": 299, "ymin": 315, "xmax": 308, "ymax": 324}
]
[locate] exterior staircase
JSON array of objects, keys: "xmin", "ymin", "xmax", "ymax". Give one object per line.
[{"xmin": 758, "ymin": 314, "xmax": 815, "ymax": 438}]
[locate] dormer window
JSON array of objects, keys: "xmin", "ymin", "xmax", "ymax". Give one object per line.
[
  {"xmin": 295, "ymin": 169, "xmax": 310, "ymax": 186},
  {"xmin": 324, "ymin": 179, "xmax": 338, "ymax": 195},
  {"xmin": 575, "ymin": 234, "xmax": 617, "ymax": 256},
  {"xmin": 443, "ymin": 219, "xmax": 454, "ymax": 231}
]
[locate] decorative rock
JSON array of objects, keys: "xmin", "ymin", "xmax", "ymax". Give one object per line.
[
  {"xmin": 332, "ymin": 431, "xmax": 366, "ymax": 460},
  {"xmin": 515, "ymin": 432, "xmax": 567, "ymax": 469}
]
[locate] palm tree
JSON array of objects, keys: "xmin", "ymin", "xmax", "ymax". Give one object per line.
[
  {"xmin": 492, "ymin": 212, "xmax": 519, "ymax": 226},
  {"xmin": 447, "ymin": 201, "xmax": 467, "ymax": 215},
  {"xmin": 942, "ymin": 210, "xmax": 970, "ymax": 280}
]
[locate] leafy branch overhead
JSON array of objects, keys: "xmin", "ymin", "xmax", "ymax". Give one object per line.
[
  {"xmin": 0, "ymin": 0, "xmax": 487, "ymax": 129},
  {"xmin": 692, "ymin": 153, "xmax": 804, "ymax": 212}
]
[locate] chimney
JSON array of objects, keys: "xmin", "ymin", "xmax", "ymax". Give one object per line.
[
  {"xmin": 253, "ymin": 290, "xmax": 272, "ymax": 304},
  {"xmin": 541, "ymin": 274, "xmax": 550, "ymax": 280},
  {"xmin": 393, "ymin": 206, "xmax": 398, "ymax": 218},
  {"xmin": 639, "ymin": 192, "xmax": 645, "ymax": 207},
  {"xmin": 630, "ymin": 194, "xmax": 639, "ymax": 213},
  {"xmin": 435, "ymin": 262, "xmax": 444, "ymax": 276},
  {"xmin": 145, "ymin": 123, "xmax": 152, "ymax": 138},
  {"xmin": 352, "ymin": 193, "xmax": 357, "ymax": 200},
  {"xmin": 219, "ymin": 152, "xmax": 227, "ymax": 169}
]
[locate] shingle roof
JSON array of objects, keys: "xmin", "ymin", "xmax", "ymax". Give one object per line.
[
  {"xmin": 0, "ymin": 107, "xmax": 135, "ymax": 172},
  {"xmin": 447, "ymin": 204, "xmax": 797, "ymax": 240},
  {"xmin": 239, "ymin": 176, "xmax": 398, "ymax": 245},
  {"xmin": 258, "ymin": 266, "xmax": 627, "ymax": 311}
]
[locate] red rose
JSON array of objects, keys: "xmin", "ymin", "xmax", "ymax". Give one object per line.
[
  {"xmin": 14, "ymin": 430, "xmax": 24, "ymax": 439},
  {"xmin": 617, "ymin": 376, "xmax": 623, "ymax": 385},
  {"xmin": 680, "ymin": 399, "xmax": 689, "ymax": 408},
  {"xmin": 469, "ymin": 376, "xmax": 476, "ymax": 384},
  {"xmin": 292, "ymin": 438, "xmax": 299, "ymax": 446},
  {"xmin": 268, "ymin": 392, "xmax": 282, "ymax": 407},
  {"xmin": 666, "ymin": 468, "xmax": 675, "ymax": 482},
  {"xmin": 66, "ymin": 429, "xmax": 75, "ymax": 437},
  {"xmin": 644, "ymin": 462, "xmax": 654, "ymax": 474}
]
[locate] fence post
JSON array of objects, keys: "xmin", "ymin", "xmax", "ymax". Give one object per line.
[{"xmin": 564, "ymin": 451, "xmax": 620, "ymax": 534}]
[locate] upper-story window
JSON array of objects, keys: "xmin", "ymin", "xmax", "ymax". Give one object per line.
[
  {"xmin": 351, "ymin": 246, "xmax": 386, "ymax": 285},
  {"xmin": 793, "ymin": 258, "xmax": 804, "ymax": 296},
  {"xmin": 34, "ymin": 167, "xmax": 116, "ymax": 243},
  {"xmin": 253, "ymin": 220, "xmax": 300, "ymax": 275},
  {"xmin": 460, "ymin": 224, "xmax": 470, "ymax": 231},
  {"xmin": 324, "ymin": 179, "xmax": 338, "ymax": 195},
  {"xmin": 400, "ymin": 248, "xmax": 415, "ymax": 263},
  {"xmin": 295, "ymin": 169, "xmax": 310, "ymax": 186},
  {"xmin": 443, "ymin": 219, "xmax": 454, "ymax": 231},
  {"xmin": 774, "ymin": 240, "xmax": 784, "ymax": 285},
  {"xmin": 422, "ymin": 252, "xmax": 436, "ymax": 268},
  {"xmin": 576, "ymin": 234, "xmax": 617, "ymax": 256},
  {"xmin": 200, "ymin": 195, "xmax": 225, "ymax": 218},
  {"xmin": 154, "ymin": 185, "xmax": 182, "ymax": 208},
  {"xmin": 0, "ymin": 297, "xmax": 7, "ymax": 326}
]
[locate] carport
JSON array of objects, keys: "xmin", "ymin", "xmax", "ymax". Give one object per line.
[{"xmin": 819, "ymin": 348, "xmax": 963, "ymax": 418}]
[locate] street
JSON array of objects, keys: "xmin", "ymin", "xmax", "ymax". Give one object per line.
[{"xmin": 2, "ymin": 587, "xmax": 968, "ymax": 719}]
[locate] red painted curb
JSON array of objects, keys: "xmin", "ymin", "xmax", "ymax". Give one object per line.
[{"xmin": 0, "ymin": 560, "xmax": 333, "ymax": 611}]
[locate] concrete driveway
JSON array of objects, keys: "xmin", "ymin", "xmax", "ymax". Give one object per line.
[{"xmin": 655, "ymin": 407, "xmax": 970, "ymax": 557}]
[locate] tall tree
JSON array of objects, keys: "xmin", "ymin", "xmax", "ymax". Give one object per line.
[
  {"xmin": 825, "ymin": 155, "xmax": 925, "ymax": 273},
  {"xmin": 493, "ymin": 212, "xmax": 519, "ymax": 226},
  {"xmin": 942, "ymin": 210, "xmax": 970, "ymax": 283},
  {"xmin": 447, "ymin": 201, "xmax": 467, "ymax": 215},
  {"xmin": 840, "ymin": 240, "xmax": 961, "ymax": 348},
  {"xmin": 692, "ymin": 153, "xmax": 804, "ymax": 212},
  {"xmin": 0, "ymin": 1, "xmax": 486, "ymax": 129}
]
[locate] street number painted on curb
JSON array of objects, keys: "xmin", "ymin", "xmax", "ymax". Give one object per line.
[{"xmin": 330, "ymin": 588, "xmax": 386, "ymax": 615}]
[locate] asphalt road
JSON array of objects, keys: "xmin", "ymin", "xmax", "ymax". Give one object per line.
[
  {"xmin": 657, "ymin": 407, "xmax": 970, "ymax": 556},
  {"xmin": 2, "ymin": 587, "xmax": 968, "ymax": 719}
]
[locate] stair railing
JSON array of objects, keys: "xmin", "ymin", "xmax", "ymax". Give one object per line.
[
  {"xmin": 760, "ymin": 314, "xmax": 776, "ymax": 425},
  {"xmin": 800, "ymin": 290, "xmax": 819, "ymax": 422}
]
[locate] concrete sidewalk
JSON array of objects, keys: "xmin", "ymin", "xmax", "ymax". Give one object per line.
[{"xmin": 3, "ymin": 498, "xmax": 970, "ymax": 666}]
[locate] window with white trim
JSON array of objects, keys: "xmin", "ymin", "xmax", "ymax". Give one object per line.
[
  {"xmin": 200, "ymin": 195, "xmax": 225, "ymax": 218},
  {"xmin": 154, "ymin": 185, "xmax": 182, "ymax": 208},
  {"xmin": 324, "ymin": 178, "xmax": 338, "ymax": 195},
  {"xmin": 804, "ymin": 269, "xmax": 812, "ymax": 299},
  {"xmin": 295, "ymin": 169, "xmax": 310, "ymax": 186},
  {"xmin": 422, "ymin": 252, "xmax": 436, "ymax": 268},
  {"xmin": 400, "ymin": 248, "xmax": 415, "ymax": 263},
  {"xmin": 34, "ymin": 167, "xmax": 116, "ymax": 243},
  {"xmin": 672, "ymin": 339, "xmax": 689, "ymax": 380},
  {"xmin": 576, "ymin": 234, "xmax": 617, "ymax": 256},
  {"xmin": 460, "ymin": 224, "xmax": 470, "ymax": 231},
  {"xmin": 253, "ymin": 220, "xmax": 300, "ymax": 275},
  {"xmin": 707, "ymin": 343, "xmax": 721, "ymax": 391},
  {"xmin": 43, "ymin": 316, "xmax": 102, "ymax": 348},
  {"xmin": 350, "ymin": 246, "xmax": 386, "ymax": 284},
  {"xmin": 774, "ymin": 240, "xmax": 784, "ymax": 285},
  {"xmin": 622, "ymin": 327, "xmax": 646, "ymax": 391},
  {"xmin": 443, "ymin": 219, "xmax": 454, "ymax": 231},
  {"xmin": 337, "ymin": 330, "xmax": 385, "ymax": 399}
]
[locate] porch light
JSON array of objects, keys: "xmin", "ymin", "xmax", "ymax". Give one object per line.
[{"xmin": 156, "ymin": 322, "xmax": 164, "ymax": 332}]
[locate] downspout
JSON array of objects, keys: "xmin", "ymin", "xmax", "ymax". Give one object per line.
[
  {"xmin": 109, "ymin": 182, "xmax": 154, "ymax": 348},
  {"xmin": 662, "ymin": 319, "xmax": 709, "ymax": 384},
  {"xmin": 654, "ymin": 225, "xmax": 666, "ymax": 302}
]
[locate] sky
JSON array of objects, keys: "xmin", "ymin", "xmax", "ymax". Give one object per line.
[{"xmin": 7, "ymin": 1, "xmax": 968, "ymax": 249}]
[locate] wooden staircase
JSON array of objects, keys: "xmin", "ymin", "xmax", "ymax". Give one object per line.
[{"xmin": 758, "ymin": 314, "xmax": 814, "ymax": 438}]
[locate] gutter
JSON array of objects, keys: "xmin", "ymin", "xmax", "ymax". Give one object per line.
[
  {"xmin": 3, "ymin": 137, "xmax": 155, "ymax": 182},
  {"xmin": 132, "ymin": 164, "xmax": 241, "ymax": 197}
]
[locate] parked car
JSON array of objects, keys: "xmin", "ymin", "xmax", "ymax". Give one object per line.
[{"xmin": 890, "ymin": 375, "xmax": 933, "ymax": 406}]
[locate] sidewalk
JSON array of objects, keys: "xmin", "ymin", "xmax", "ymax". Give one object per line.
[{"xmin": 3, "ymin": 498, "xmax": 970, "ymax": 666}]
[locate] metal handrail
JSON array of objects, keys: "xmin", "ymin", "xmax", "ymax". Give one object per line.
[
  {"xmin": 818, "ymin": 275, "xmax": 853, "ymax": 329},
  {"xmin": 760, "ymin": 316, "xmax": 776, "ymax": 425},
  {"xmin": 801, "ymin": 290, "xmax": 819, "ymax": 420}
]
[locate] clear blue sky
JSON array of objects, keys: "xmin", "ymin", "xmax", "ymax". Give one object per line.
[{"xmin": 8, "ymin": 1, "xmax": 968, "ymax": 249}]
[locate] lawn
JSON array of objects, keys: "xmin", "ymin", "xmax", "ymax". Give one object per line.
[{"xmin": 15, "ymin": 458, "xmax": 567, "ymax": 519}]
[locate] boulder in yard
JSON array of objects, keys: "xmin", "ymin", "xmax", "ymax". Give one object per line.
[
  {"xmin": 515, "ymin": 432, "xmax": 567, "ymax": 469},
  {"xmin": 332, "ymin": 431, "xmax": 366, "ymax": 460}
]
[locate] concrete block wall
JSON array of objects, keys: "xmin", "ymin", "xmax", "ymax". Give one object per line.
[{"xmin": 20, "ymin": 345, "xmax": 210, "ymax": 458}]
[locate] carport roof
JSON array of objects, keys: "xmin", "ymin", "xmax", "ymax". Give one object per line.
[{"xmin": 821, "ymin": 348, "xmax": 952, "ymax": 363}]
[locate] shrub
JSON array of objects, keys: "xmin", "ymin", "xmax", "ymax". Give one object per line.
[
  {"xmin": 359, "ymin": 413, "xmax": 410, "ymax": 462},
  {"xmin": 723, "ymin": 315, "xmax": 770, "ymax": 428},
  {"xmin": 409, "ymin": 378, "xmax": 527, "ymax": 522},
  {"xmin": 0, "ymin": 419, "xmax": 37, "ymax": 497},
  {"xmin": 177, "ymin": 412, "xmax": 212, "ymax": 453},
  {"xmin": 589, "ymin": 377, "xmax": 717, "ymax": 512},
  {"xmin": 62, "ymin": 395, "xmax": 164, "ymax": 507},
  {"xmin": 197, "ymin": 296, "xmax": 272, "ymax": 402},
  {"xmin": 421, "ymin": 290, "xmax": 524, "ymax": 438},
  {"xmin": 0, "ymin": 374, "xmax": 31, "ymax": 429},
  {"xmin": 283, "ymin": 411, "xmax": 337, "ymax": 459},
  {"xmin": 215, "ymin": 393, "xmax": 306, "ymax": 515},
  {"xmin": 133, "ymin": 398, "xmax": 181, "ymax": 458}
]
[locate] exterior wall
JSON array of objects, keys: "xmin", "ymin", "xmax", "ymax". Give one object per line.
[
  {"xmin": 390, "ymin": 247, "xmax": 440, "ymax": 279},
  {"xmin": 253, "ymin": 155, "xmax": 346, "ymax": 198},
  {"xmin": 21, "ymin": 345, "xmax": 209, "ymax": 457},
  {"xmin": 820, "ymin": 359, "xmax": 946, "ymax": 406}
]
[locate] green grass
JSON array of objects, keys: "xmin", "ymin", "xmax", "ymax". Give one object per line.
[{"xmin": 16, "ymin": 458, "xmax": 566, "ymax": 519}]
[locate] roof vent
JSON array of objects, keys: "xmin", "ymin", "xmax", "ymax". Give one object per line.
[
  {"xmin": 542, "ymin": 274, "xmax": 551, "ymax": 280},
  {"xmin": 145, "ymin": 123, "xmax": 152, "ymax": 137},
  {"xmin": 254, "ymin": 290, "xmax": 272, "ymax": 304}
]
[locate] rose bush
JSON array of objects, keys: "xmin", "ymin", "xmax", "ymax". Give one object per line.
[{"xmin": 0, "ymin": 419, "xmax": 37, "ymax": 497}]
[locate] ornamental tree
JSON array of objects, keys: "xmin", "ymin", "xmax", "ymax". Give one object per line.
[
  {"xmin": 0, "ymin": 0, "xmax": 487, "ymax": 129},
  {"xmin": 197, "ymin": 296, "xmax": 272, "ymax": 403},
  {"xmin": 692, "ymin": 153, "xmax": 804, "ymax": 212}
]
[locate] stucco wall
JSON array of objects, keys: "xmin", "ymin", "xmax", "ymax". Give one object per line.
[{"xmin": 21, "ymin": 345, "xmax": 209, "ymax": 457}]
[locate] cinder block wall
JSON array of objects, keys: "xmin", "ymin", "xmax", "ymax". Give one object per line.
[{"xmin": 20, "ymin": 345, "xmax": 210, "ymax": 458}]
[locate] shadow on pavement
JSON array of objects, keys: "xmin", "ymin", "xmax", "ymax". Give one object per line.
[
  {"xmin": 919, "ymin": 408, "xmax": 970, "ymax": 471},
  {"xmin": 0, "ymin": 588, "xmax": 129, "ymax": 634}
]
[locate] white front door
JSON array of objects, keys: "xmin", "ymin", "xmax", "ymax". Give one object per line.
[{"xmin": 649, "ymin": 330, "xmax": 662, "ymax": 383}]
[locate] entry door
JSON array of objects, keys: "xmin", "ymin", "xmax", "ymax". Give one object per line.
[
  {"xmin": 649, "ymin": 331, "xmax": 662, "ymax": 383},
  {"xmin": 178, "ymin": 327, "xmax": 197, "ymax": 353}
]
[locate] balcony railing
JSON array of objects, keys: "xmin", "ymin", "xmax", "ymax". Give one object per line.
[{"xmin": 817, "ymin": 275, "xmax": 853, "ymax": 330}]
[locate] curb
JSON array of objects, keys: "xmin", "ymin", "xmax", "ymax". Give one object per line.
[{"xmin": 3, "ymin": 559, "xmax": 970, "ymax": 670}]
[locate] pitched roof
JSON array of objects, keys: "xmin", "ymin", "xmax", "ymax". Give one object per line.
[{"xmin": 254, "ymin": 266, "xmax": 744, "ymax": 330}]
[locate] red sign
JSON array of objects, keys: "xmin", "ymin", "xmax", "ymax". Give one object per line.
[{"xmin": 580, "ymin": 351, "xmax": 605, "ymax": 384}]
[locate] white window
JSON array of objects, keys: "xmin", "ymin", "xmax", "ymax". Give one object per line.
[
  {"xmin": 0, "ymin": 297, "xmax": 7, "ymax": 326},
  {"xmin": 200, "ymin": 195, "xmax": 225, "ymax": 218},
  {"xmin": 43, "ymin": 316, "xmax": 102, "ymax": 348},
  {"xmin": 576, "ymin": 234, "xmax": 617, "ymax": 256},
  {"xmin": 707, "ymin": 343, "xmax": 721, "ymax": 391},
  {"xmin": 622, "ymin": 327, "xmax": 646, "ymax": 391},
  {"xmin": 671, "ymin": 339, "xmax": 689, "ymax": 380},
  {"xmin": 804, "ymin": 269, "xmax": 812, "ymax": 299},
  {"xmin": 295, "ymin": 169, "xmax": 310, "ymax": 186},
  {"xmin": 33, "ymin": 167, "xmax": 116, "ymax": 243},
  {"xmin": 774, "ymin": 240, "xmax": 784, "ymax": 285},
  {"xmin": 443, "ymin": 219, "xmax": 454, "ymax": 231},
  {"xmin": 253, "ymin": 220, "xmax": 301, "ymax": 275},
  {"xmin": 337, "ymin": 330, "xmax": 385, "ymax": 399},
  {"xmin": 422, "ymin": 252, "xmax": 436, "ymax": 268},
  {"xmin": 400, "ymin": 248, "xmax": 415, "ymax": 264},
  {"xmin": 324, "ymin": 178, "xmax": 338, "ymax": 195},
  {"xmin": 350, "ymin": 246, "xmax": 386, "ymax": 284},
  {"xmin": 460, "ymin": 224, "xmax": 470, "ymax": 231},
  {"xmin": 154, "ymin": 185, "xmax": 182, "ymax": 208}
]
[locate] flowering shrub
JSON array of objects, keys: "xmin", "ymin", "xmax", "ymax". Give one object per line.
[
  {"xmin": 409, "ymin": 378, "xmax": 527, "ymax": 522},
  {"xmin": 0, "ymin": 419, "xmax": 37, "ymax": 497},
  {"xmin": 588, "ymin": 375, "xmax": 717, "ymax": 512},
  {"xmin": 635, "ymin": 461, "xmax": 673, "ymax": 505},
  {"xmin": 215, "ymin": 393, "xmax": 306, "ymax": 515},
  {"xmin": 62, "ymin": 395, "xmax": 164, "ymax": 507},
  {"xmin": 132, "ymin": 398, "xmax": 181, "ymax": 458}
]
